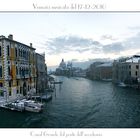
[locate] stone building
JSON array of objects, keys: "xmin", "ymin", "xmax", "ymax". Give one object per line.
[
  {"xmin": 86, "ymin": 62, "xmax": 112, "ymax": 81},
  {"xmin": 0, "ymin": 34, "xmax": 36, "ymax": 101},
  {"xmin": 96, "ymin": 63, "xmax": 112, "ymax": 80},
  {"xmin": 112, "ymin": 55, "xmax": 140, "ymax": 84},
  {"xmin": 55, "ymin": 59, "xmax": 67, "ymax": 76},
  {"xmin": 36, "ymin": 53, "xmax": 47, "ymax": 93},
  {"xmin": 86, "ymin": 62, "xmax": 104, "ymax": 80}
]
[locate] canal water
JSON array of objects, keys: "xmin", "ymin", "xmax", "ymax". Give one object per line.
[{"xmin": 0, "ymin": 76, "xmax": 140, "ymax": 128}]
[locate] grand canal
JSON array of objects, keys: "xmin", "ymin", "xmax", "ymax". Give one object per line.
[{"xmin": 0, "ymin": 76, "xmax": 140, "ymax": 128}]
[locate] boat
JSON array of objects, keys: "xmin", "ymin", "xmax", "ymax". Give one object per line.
[
  {"xmin": 30, "ymin": 93, "xmax": 52, "ymax": 102},
  {"xmin": 41, "ymin": 94, "xmax": 52, "ymax": 101},
  {"xmin": 0, "ymin": 101, "xmax": 25, "ymax": 112},
  {"xmin": 24, "ymin": 104, "xmax": 42, "ymax": 113},
  {"xmin": 20, "ymin": 99, "xmax": 43, "ymax": 113},
  {"xmin": 11, "ymin": 101, "xmax": 25, "ymax": 112},
  {"xmin": 46, "ymin": 88, "xmax": 54, "ymax": 92},
  {"xmin": 118, "ymin": 82, "xmax": 127, "ymax": 87}
]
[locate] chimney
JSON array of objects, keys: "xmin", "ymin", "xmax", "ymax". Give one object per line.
[
  {"xmin": 30, "ymin": 43, "xmax": 32, "ymax": 47},
  {"xmin": 8, "ymin": 34, "xmax": 13, "ymax": 40}
]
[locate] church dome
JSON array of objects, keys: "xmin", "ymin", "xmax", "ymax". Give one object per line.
[{"xmin": 59, "ymin": 59, "xmax": 66, "ymax": 69}]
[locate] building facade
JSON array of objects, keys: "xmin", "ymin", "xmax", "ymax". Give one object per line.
[
  {"xmin": 86, "ymin": 62, "xmax": 112, "ymax": 80},
  {"xmin": 95, "ymin": 63, "xmax": 112, "ymax": 80},
  {"xmin": 55, "ymin": 59, "xmax": 86, "ymax": 77},
  {"xmin": 112, "ymin": 55, "xmax": 140, "ymax": 84},
  {"xmin": 86, "ymin": 62, "xmax": 104, "ymax": 80},
  {"xmin": 0, "ymin": 34, "xmax": 36, "ymax": 101},
  {"xmin": 36, "ymin": 53, "xmax": 47, "ymax": 94}
]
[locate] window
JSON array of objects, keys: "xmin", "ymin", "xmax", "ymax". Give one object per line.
[
  {"xmin": 16, "ymin": 66, "xmax": 18, "ymax": 75},
  {"xmin": 8, "ymin": 66, "xmax": 10, "ymax": 76},
  {"xmin": 136, "ymin": 71, "xmax": 138, "ymax": 76},
  {"xmin": 19, "ymin": 49, "xmax": 21, "ymax": 57},
  {"xmin": 0, "ymin": 83, "xmax": 3, "ymax": 87},
  {"xmin": 129, "ymin": 65, "xmax": 131, "ymax": 69},
  {"xmin": 0, "ymin": 46, "xmax": 1, "ymax": 57},
  {"xmin": 9, "ymin": 91, "xmax": 11, "ymax": 96},
  {"xmin": 129, "ymin": 71, "xmax": 131, "ymax": 76},
  {"xmin": 7, "ymin": 45, "xmax": 10, "ymax": 56},
  {"xmin": 0, "ymin": 66, "xmax": 2, "ymax": 78},
  {"xmin": 9, "ymin": 81, "xmax": 11, "ymax": 87},
  {"xmin": 20, "ymin": 87, "xmax": 22, "ymax": 94},
  {"xmin": 17, "ymin": 81, "xmax": 19, "ymax": 86},
  {"xmin": 15, "ymin": 48, "xmax": 17, "ymax": 57},
  {"xmin": 136, "ymin": 65, "xmax": 139, "ymax": 69}
]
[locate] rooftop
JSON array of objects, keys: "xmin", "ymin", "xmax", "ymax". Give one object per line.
[
  {"xmin": 0, "ymin": 34, "xmax": 36, "ymax": 50},
  {"xmin": 96, "ymin": 62, "xmax": 113, "ymax": 67}
]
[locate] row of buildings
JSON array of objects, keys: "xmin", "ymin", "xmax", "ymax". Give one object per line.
[
  {"xmin": 0, "ymin": 34, "xmax": 47, "ymax": 101},
  {"xmin": 55, "ymin": 59, "xmax": 86, "ymax": 77},
  {"xmin": 112, "ymin": 55, "xmax": 140, "ymax": 85},
  {"xmin": 86, "ymin": 55, "xmax": 140, "ymax": 86},
  {"xmin": 86, "ymin": 62, "xmax": 112, "ymax": 81}
]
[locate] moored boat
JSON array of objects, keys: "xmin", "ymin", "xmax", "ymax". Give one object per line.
[{"xmin": 20, "ymin": 99, "xmax": 43, "ymax": 113}]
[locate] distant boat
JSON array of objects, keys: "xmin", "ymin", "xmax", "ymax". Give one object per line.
[
  {"xmin": 41, "ymin": 94, "xmax": 52, "ymax": 101},
  {"xmin": 118, "ymin": 82, "xmax": 127, "ymax": 87}
]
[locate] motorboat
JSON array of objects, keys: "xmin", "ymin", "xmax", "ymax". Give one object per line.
[
  {"xmin": 24, "ymin": 104, "xmax": 42, "ymax": 113},
  {"xmin": 20, "ymin": 99, "xmax": 43, "ymax": 113}
]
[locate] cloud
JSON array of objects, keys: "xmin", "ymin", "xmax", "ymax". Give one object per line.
[
  {"xmin": 103, "ymin": 42, "xmax": 125, "ymax": 54},
  {"xmin": 44, "ymin": 32, "xmax": 140, "ymax": 57},
  {"xmin": 102, "ymin": 32, "xmax": 140, "ymax": 54},
  {"xmin": 123, "ymin": 32, "xmax": 140, "ymax": 49},
  {"xmin": 45, "ymin": 35, "xmax": 102, "ymax": 55},
  {"xmin": 128, "ymin": 26, "xmax": 140, "ymax": 30},
  {"xmin": 71, "ymin": 59, "xmax": 78, "ymax": 62},
  {"xmin": 100, "ymin": 34, "xmax": 117, "ymax": 41}
]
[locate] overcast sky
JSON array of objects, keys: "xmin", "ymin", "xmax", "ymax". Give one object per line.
[{"xmin": 0, "ymin": 13, "xmax": 140, "ymax": 66}]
